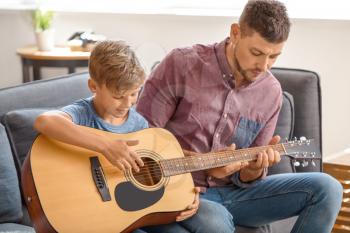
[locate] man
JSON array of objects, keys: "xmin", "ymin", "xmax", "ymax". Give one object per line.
[{"xmin": 137, "ymin": 1, "xmax": 342, "ymax": 232}]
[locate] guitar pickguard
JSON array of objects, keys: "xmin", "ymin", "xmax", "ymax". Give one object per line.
[{"xmin": 115, "ymin": 182, "xmax": 164, "ymax": 211}]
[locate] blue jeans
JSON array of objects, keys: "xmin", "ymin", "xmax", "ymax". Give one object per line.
[{"xmin": 141, "ymin": 172, "xmax": 342, "ymax": 233}]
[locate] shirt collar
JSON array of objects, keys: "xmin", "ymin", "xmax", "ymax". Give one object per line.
[{"xmin": 214, "ymin": 38, "xmax": 233, "ymax": 80}]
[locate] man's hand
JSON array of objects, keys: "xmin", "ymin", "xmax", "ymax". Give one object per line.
[
  {"xmin": 183, "ymin": 144, "xmax": 249, "ymax": 179},
  {"xmin": 102, "ymin": 139, "xmax": 144, "ymax": 172},
  {"xmin": 206, "ymin": 144, "xmax": 249, "ymax": 179},
  {"xmin": 176, "ymin": 187, "xmax": 200, "ymax": 222},
  {"xmin": 240, "ymin": 135, "xmax": 281, "ymax": 182}
]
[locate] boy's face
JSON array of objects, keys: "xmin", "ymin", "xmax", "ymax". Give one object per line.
[{"xmin": 89, "ymin": 79, "xmax": 141, "ymax": 121}]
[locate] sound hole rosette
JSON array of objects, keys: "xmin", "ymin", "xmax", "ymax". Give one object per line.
[{"xmin": 124, "ymin": 149, "xmax": 169, "ymax": 191}]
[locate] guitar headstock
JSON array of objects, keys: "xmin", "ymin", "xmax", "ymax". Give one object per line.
[{"xmin": 282, "ymin": 137, "xmax": 321, "ymax": 167}]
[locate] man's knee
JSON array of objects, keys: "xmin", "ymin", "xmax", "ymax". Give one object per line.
[
  {"xmin": 311, "ymin": 173, "xmax": 343, "ymax": 209},
  {"xmin": 195, "ymin": 199, "xmax": 235, "ymax": 233}
]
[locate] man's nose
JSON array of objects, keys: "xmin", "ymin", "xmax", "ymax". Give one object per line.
[{"xmin": 257, "ymin": 58, "xmax": 269, "ymax": 72}]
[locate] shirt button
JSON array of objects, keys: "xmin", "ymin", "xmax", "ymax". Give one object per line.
[
  {"xmin": 215, "ymin": 133, "xmax": 219, "ymax": 138},
  {"xmin": 223, "ymin": 74, "xmax": 226, "ymax": 78},
  {"xmin": 223, "ymin": 113, "xmax": 228, "ymax": 118},
  {"xmin": 208, "ymin": 176, "xmax": 212, "ymax": 181}
]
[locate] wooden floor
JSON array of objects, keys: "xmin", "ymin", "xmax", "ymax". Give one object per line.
[{"xmin": 324, "ymin": 162, "xmax": 350, "ymax": 233}]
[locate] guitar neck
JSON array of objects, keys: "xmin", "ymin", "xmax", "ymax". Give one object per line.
[{"xmin": 160, "ymin": 144, "xmax": 287, "ymax": 177}]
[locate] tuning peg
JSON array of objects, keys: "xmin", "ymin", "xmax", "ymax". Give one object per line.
[
  {"xmin": 293, "ymin": 160, "xmax": 300, "ymax": 167},
  {"xmin": 301, "ymin": 160, "xmax": 309, "ymax": 167},
  {"xmin": 298, "ymin": 138, "xmax": 306, "ymax": 145},
  {"xmin": 311, "ymin": 160, "xmax": 316, "ymax": 167}
]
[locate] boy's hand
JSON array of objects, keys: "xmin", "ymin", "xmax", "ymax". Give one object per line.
[
  {"xmin": 176, "ymin": 187, "xmax": 200, "ymax": 222},
  {"xmin": 102, "ymin": 139, "xmax": 144, "ymax": 172}
]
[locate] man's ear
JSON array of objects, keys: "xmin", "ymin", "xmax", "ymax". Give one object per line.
[
  {"xmin": 230, "ymin": 23, "xmax": 241, "ymax": 43},
  {"xmin": 88, "ymin": 78, "xmax": 97, "ymax": 93}
]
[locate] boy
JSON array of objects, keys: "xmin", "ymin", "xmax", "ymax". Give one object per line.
[
  {"xmin": 34, "ymin": 40, "xmax": 198, "ymax": 232},
  {"xmin": 34, "ymin": 40, "xmax": 147, "ymax": 172}
]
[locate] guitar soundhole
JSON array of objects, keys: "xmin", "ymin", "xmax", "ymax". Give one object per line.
[{"xmin": 131, "ymin": 157, "xmax": 162, "ymax": 187}]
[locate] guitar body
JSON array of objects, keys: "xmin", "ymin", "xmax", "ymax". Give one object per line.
[{"xmin": 22, "ymin": 127, "xmax": 195, "ymax": 233}]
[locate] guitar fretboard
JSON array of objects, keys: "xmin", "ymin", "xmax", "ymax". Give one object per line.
[{"xmin": 160, "ymin": 144, "xmax": 286, "ymax": 177}]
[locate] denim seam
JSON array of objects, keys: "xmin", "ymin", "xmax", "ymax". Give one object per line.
[
  {"xmin": 291, "ymin": 194, "xmax": 317, "ymax": 233},
  {"xmin": 292, "ymin": 205, "xmax": 312, "ymax": 233},
  {"xmin": 224, "ymin": 189, "xmax": 313, "ymax": 231},
  {"xmin": 231, "ymin": 189, "xmax": 313, "ymax": 204}
]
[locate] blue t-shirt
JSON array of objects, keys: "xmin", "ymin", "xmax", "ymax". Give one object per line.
[{"xmin": 60, "ymin": 97, "xmax": 148, "ymax": 133}]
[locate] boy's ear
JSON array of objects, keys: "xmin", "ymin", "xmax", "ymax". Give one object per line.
[{"xmin": 88, "ymin": 78, "xmax": 97, "ymax": 93}]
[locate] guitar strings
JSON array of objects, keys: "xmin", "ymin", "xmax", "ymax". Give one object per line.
[
  {"xmin": 103, "ymin": 158, "xmax": 236, "ymax": 176},
  {"xmin": 99, "ymin": 143, "xmax": 312, "ymax": 181},
  {"xmin": 104, "ymin": 164, "xmax": 186, "ymax": 177},
  {"xmin": 103, "ymin": 154, "xmax": 261, "ymax": 177},
  {"xmin": 102, "ymin": 143, "xmax": 303, "ymax": 177},
  {"xmin": 106, "ymin": 165, "xmax": 217, "ymax": 178},
  {"xmin": 103, "ymin": 142, "xmax": 287, "ymax": 173},
  {"xmin": 104, "ymin": 160, "xmax": 232, "ymax": 178},
  {"xmin": 106, "ymin": 166, "xmax": 163, "ymax": 177},
  {"xmin": 104, "ymin": 153, "xmax": 257, "ymax": 170}
]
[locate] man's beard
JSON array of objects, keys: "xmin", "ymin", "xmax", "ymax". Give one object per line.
[
  {"xmin": 233, "ymin": 48, "xmax": 252, "ymax": 83},
  {"xmin": 233, "ymin": 47, "xmax": 261, "ymax": 84}
]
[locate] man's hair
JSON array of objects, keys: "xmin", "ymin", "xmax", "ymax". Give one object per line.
[
  {"xmin": 89, "ymin": 40, "xmax": 145, "ymax": 93},
  {"xmin": 239, "ymin": 0, "xmax": 291, "ymax": 43}
]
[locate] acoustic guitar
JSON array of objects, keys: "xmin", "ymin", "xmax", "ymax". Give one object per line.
[{"xmin": 21, "ymin": 126, "xmax": 319, "ymax": 233}]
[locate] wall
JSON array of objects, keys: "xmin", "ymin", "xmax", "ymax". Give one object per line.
[{"xmin": 0, "ymin": 10, "xmax": 349, "ymax": 157}]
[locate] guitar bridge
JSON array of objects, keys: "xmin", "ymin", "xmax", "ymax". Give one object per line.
[{"xmin": 90, "ymin": 156, "xmax": 111, "ymax": 202}]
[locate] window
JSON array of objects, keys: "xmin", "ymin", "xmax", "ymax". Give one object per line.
[{"xmin": 1, "ymin": 0, "xmax": 349, "ymax": 20}]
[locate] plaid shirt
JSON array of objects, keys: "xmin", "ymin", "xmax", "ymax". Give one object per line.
[{"xmin": 137, "ymin": 38, "xmax": 282, "ymax": 189}]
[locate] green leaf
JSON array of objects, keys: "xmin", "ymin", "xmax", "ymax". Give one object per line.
[{"xmin": 32, "ymin": 9, "xmax": 54, "ymax": 31}]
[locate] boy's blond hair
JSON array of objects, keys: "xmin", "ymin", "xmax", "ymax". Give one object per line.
[{"xmin": 89, "ymin": 40, "xmax": 145, "ymax": 93}]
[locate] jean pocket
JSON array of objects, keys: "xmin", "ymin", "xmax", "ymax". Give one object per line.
[{"xmin": 231, "ymin": 117, "xmax": 264, "ymax": 149}]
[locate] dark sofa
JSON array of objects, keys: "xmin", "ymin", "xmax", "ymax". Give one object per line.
[{"xmin": 0, "ymin": 68, "xmax": 322, "ymax": 233}]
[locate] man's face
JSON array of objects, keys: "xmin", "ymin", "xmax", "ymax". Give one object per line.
[{"xmin": 231, "ymin": 29, "xmax": 285, "ymax": 83}]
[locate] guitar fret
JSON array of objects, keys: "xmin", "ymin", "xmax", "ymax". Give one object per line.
[
  {"xmin": 170, "ymin": 159, "xmax": 177, "ymax": 175},
  {"xmin": 179, "ymin": 158, "xmax": 186, "ymax": 174},
  {"xmin": 177, "ymin": 159, "xmax": 183, "ymax": 174},
  {"xmin": 190, "ymin": 157, "xmax": 195, "ymax": 171},
  {"xmin": 184, "ymin": 157, "xmax": 190, "ymax": 173},
  {"xmin": 162, "ymin": 140, "xmax": 314, "ymax": 177}
]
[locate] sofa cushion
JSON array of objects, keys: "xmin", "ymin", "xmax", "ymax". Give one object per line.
[
  {"xmin": 268, "ymin": 92, "xmax": 295, "ymax": 175},
  {"xmin": 0, "ymin": 223, "xmax": 35, "ymax": 232},
  {"xmin": 0, "ymin": 72, "xmax": 90, "ymax": 119},
  {"xmin": 271, "ymin": 68, "xmax": 322, "ymax": 173},
  {"xmin": 274, "ymin": 92, "xmax": 294, "ymax": 140},
  {"xmin": 2, "ymin": 109, "xmax": 51, "ymax": 167},
  {"xmin": 0, "ymin": 124, "xmax": 23, "ymax": 223}
]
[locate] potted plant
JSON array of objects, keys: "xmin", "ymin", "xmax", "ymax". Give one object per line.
[{"xmin": 32, "ymin": 8, "xmax": 54, "ymax": 51}]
